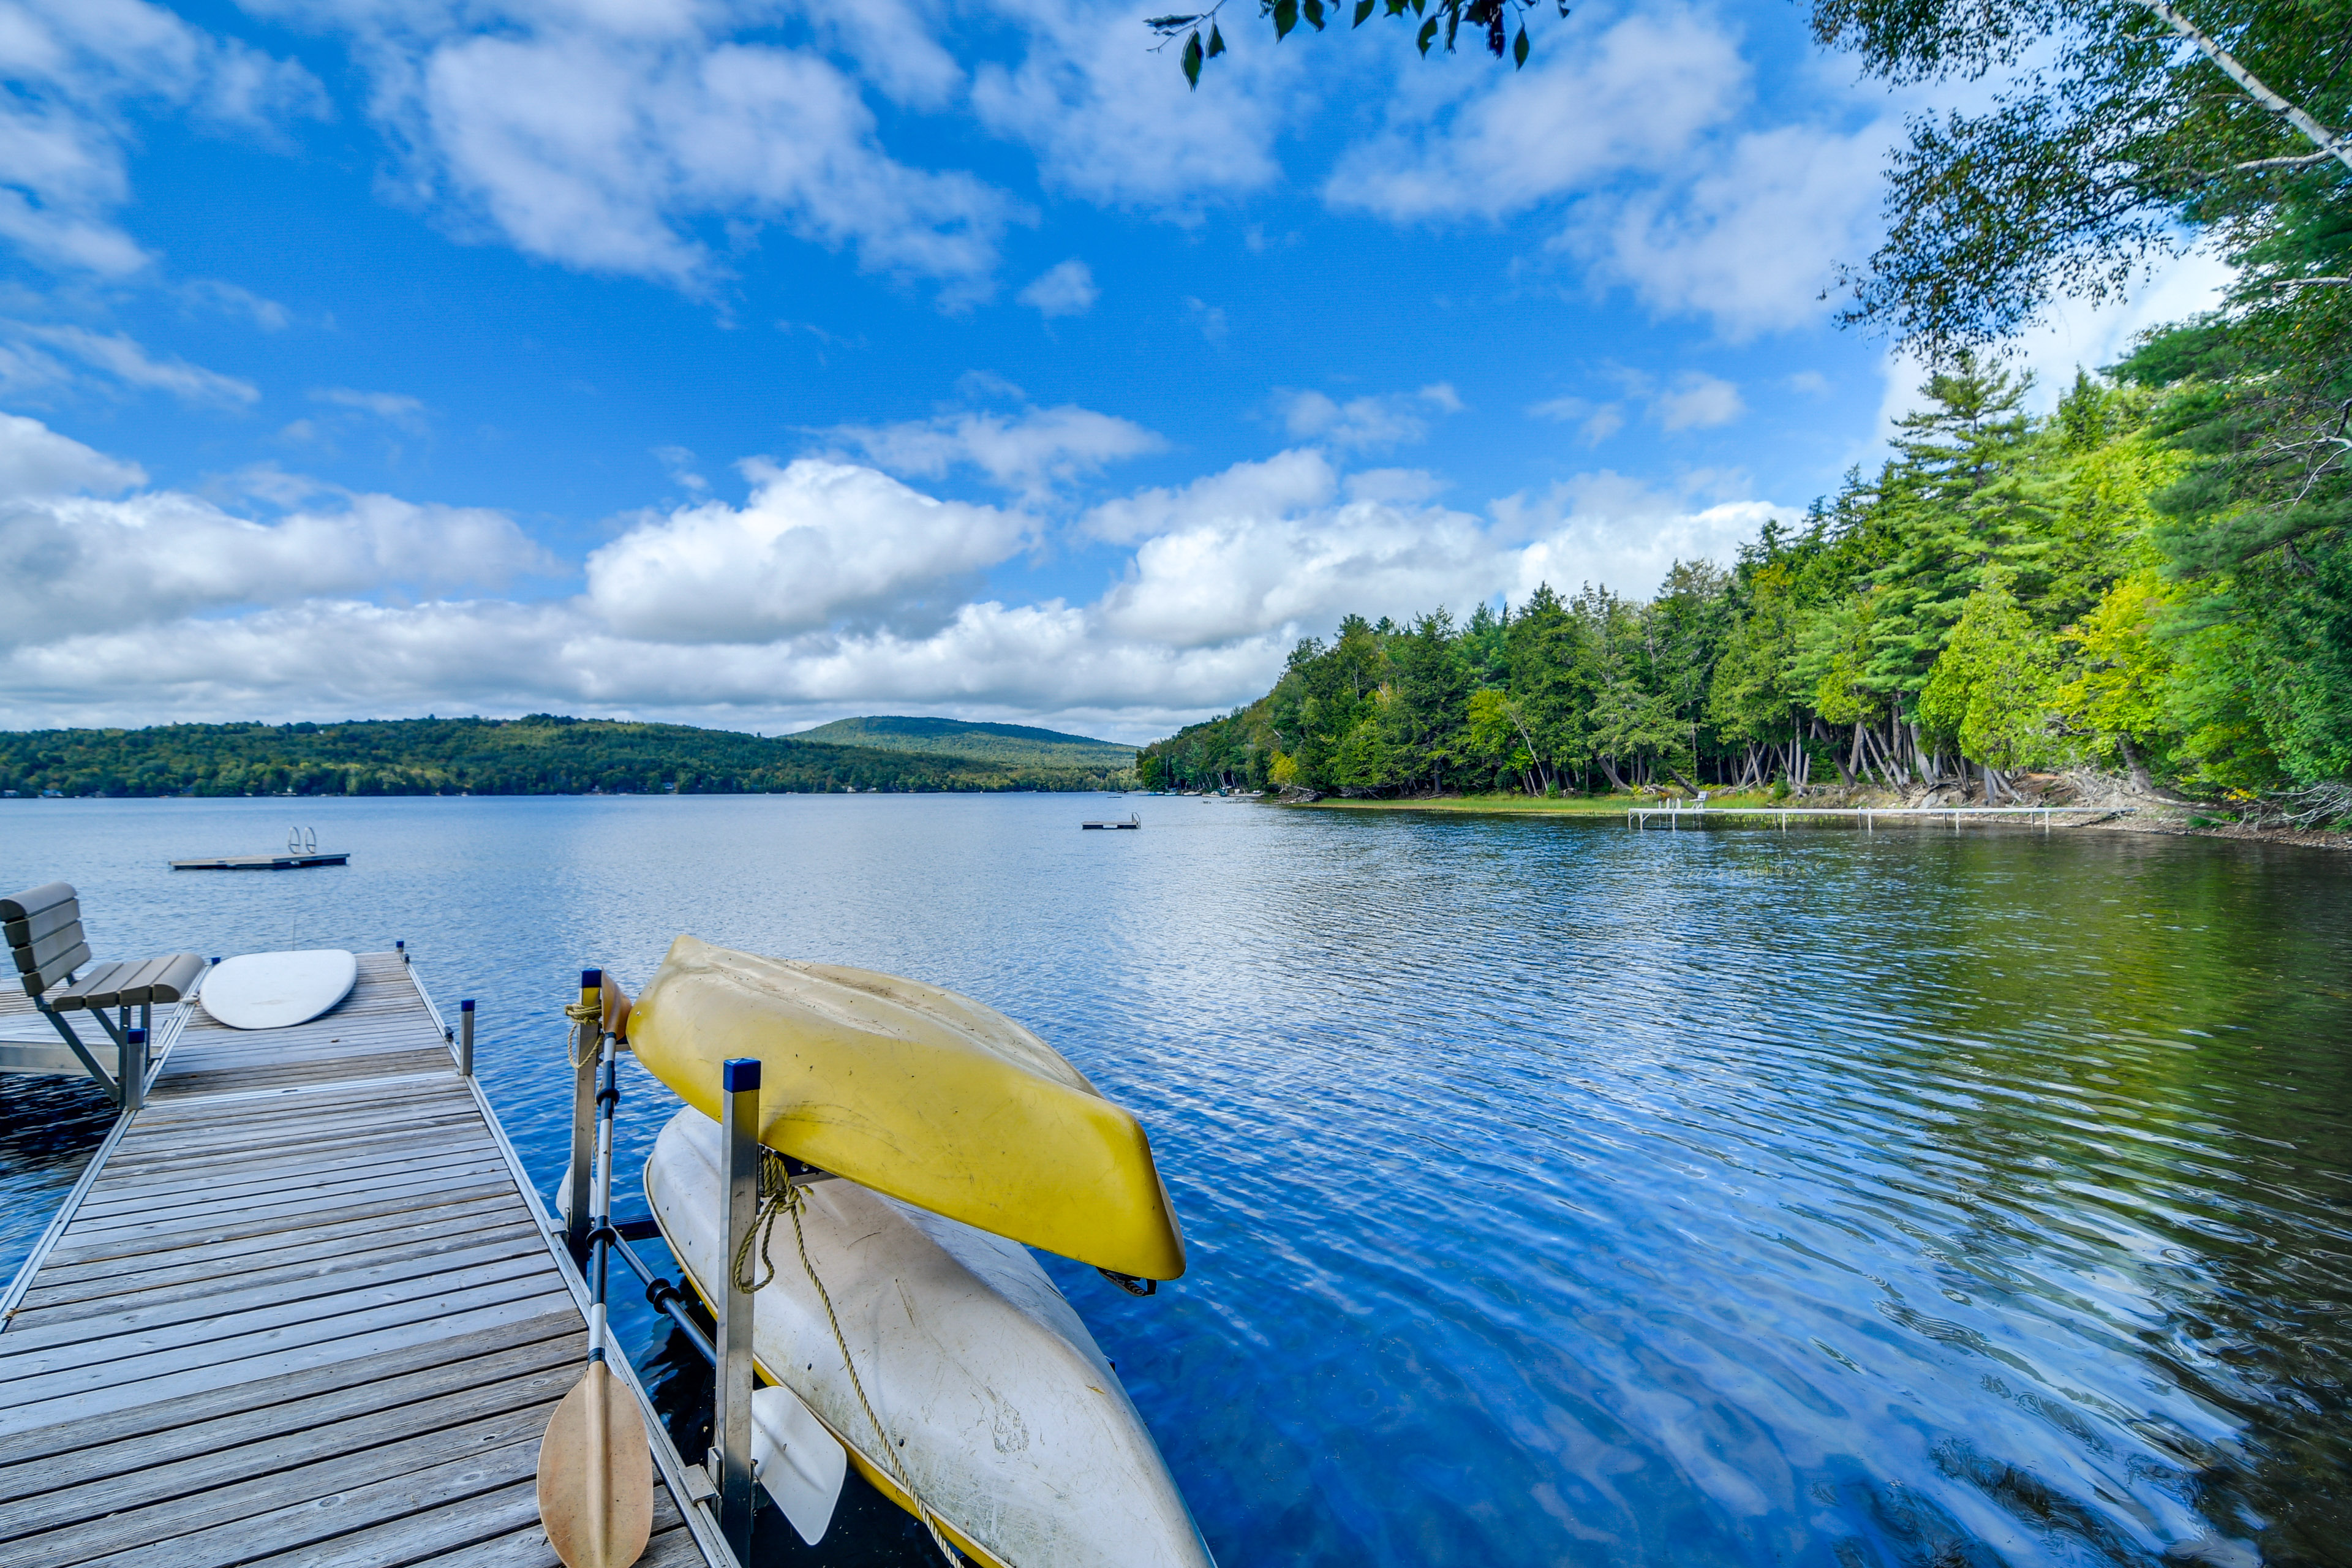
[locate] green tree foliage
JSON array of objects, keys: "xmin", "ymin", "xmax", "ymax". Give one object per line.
[
  {"xmin": 1139, "ymin": 341, "xmax": 2352, "ymax": 814},
  {"xmin": 0, "ymin": 716, "xmax": 1133, "ymax": 799}
]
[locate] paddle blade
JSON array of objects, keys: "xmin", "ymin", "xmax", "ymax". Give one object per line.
[
  {"xmin": 752, "ymin": 1384, "xmax": 848, "ymax": 1545},
  {"xmin": 538, "ymin": 1365, "xmax": 654, "ymax": 1568}
]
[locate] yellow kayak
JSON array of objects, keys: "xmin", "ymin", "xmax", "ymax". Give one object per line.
[{"xmin": 627, "ymin": 935, "xmax": 1186, "ymax": 1280}]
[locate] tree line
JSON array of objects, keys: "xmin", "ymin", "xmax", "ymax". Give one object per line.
[
  {"xmin": 1139, "ymin": 325, "xmax": 2351, "ymax": 823},
  {"xmin": 0, "ymin": 716, "xmax": 1134, "ymax": 799}
]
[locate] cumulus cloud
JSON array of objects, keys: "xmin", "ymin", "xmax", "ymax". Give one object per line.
[
  {"xmin": 1277, "ymin": 385, "xmax": 1461, "ymax": 450},
  {"xmin": 1017, "ymin": 258, "xmax": 1098, "ymax": 318},
  {"xmin": 818, "ymin": 403, "xmax": 1162, "ymax": 495},
  {"xmin": 584, "ymin": 458, "xmax": 1031, "ymax": 642},
  {"xmin": 332, "ymin": 8, "xmax": 1014, "ymax": 295},
  {"xmin": 0, "ymin": 415, "xmax": 1796, "ymax": 733},
  {"xmin": 0, "ymin": 415, "xmax": 548, "ymax": 650}
]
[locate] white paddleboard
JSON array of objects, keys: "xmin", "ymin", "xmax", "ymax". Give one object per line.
[{"xmin": 202, "ymin": 949, "xmax": 358, "ymax": 1030}]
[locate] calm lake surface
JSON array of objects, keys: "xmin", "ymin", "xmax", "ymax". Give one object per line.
[{"xmin": 4, "ymin": 796, "xmax": 2348, "ymax": 1568}]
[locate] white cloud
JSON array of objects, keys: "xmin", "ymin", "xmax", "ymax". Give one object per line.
[
  {"xmin": 356, "ymin": 14, "xmax": 1014, "ymax": 295},
  {"xmin": 819, "ymin": 404, "xmax": 1162, "ymax": 494},
  {"xmin": 1017, "ymin": 258, "xmax": 1098, "ymax": 318},
  {"xmin": 1325, "ymin": 9, "xmax": 1746, "ymax": 222},
  {"xmin": 583, "ymin": 458, "xmax": 1033, "ymax": 642},
  {"xmin": 180, "ymin": 279, "xmax": 294, "ymax": 331},
  {"xmin": 0, "ymin": 0, "xmax": 325, "ymax": 277},
  {"xmin": 653, "ymin": 443, "xmax": 708, "ymax": 494},
  {"xmin": 1787, "ymin": 371, "xmax": 1831, "ymax": 395},
  {"xmin": 314, "ymin": 386, "xmax": 428, "ymax": 427},
  {"xmin": 1, "ymin": 323, "xmax": 258, "ymax": 405},
  {"xmin": 968, "ymin": 0, "xmax": 1298, "ymax": 207},
  {"xmin": 0, "ymin": 411, "xmax": 144, "ymax": 498},
  {"xmin": 0, "ymin": 414, "xmax": 547, "ymax": 649},
  {"xmin": 1529, "ymin": 395, "xmax": 1626, "ymax": 445},
  {"xmin": 1183, "ymin": 297, "xmax": 1227, "ymax": 342},
  {"xmin": 0, "ymin": 417, "xmax": 1796, "ymax": 734},
  {"xmin": 1651, "ymin": 372, "xmax": 1744, "ymax": 431},
  {"xmin": 1565, "ymin": 119, "xmax": 1894, "ymax": 341},
  {"xmin": 1277, "ymin": 384, "xmax": 1461, "ymax": 450}
]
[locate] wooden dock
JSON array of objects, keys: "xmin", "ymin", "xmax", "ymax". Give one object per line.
[
  {"xmin": 0, "ymin": 952, "xmax": 725, "ymax": 1568},
  {"xmin": 1627, "ymin": 803, "xmax": 2139, "ymax": 831}
]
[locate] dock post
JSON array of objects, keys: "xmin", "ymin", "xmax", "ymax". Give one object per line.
[
  {"xmin": 458, "ymin": 999, "xmax": 475, "ymax": 1077},
  {"xmin": 717, "ymin": 1057, "xmax": 761, "ymax": 1566},
  {"xmin": 562, "ymin": 970, "xmax": 601, "ymax": 1256},
  {"xmin": 123, "ymin": 1027, "xmax": 146, "ymax": 1114}
]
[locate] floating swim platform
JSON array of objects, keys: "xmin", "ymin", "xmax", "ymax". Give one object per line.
[
  {"xmin": 627, "ymin": 935, "xmax": 1187, "ymax": 1280},
  {"xmin": 168, "ymin": 851, "xmax": 350, "ymax": 871},
  {"xmin": 1080, "ymin": 814, "xmax": 1141, "ymax": 829}
]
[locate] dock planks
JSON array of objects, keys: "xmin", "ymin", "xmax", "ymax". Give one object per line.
[{"xmin": 0, "ymin": 952, "xmax": 722, "ymax": 1568}]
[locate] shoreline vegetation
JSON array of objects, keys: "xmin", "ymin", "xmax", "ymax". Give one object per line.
[
  {"xmin": 0, "ymin": 715, "xmax": 1139, "ymax": 799},
  {"xmin": 1139, "ymin": 344, "xmax": 2352, "ymax": 844}
]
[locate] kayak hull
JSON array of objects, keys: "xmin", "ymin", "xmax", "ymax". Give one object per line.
[
  {"xmin": 627, "ymin": 936, "xmax": 1185, "ymax": 1280},
  {"xmin": 646, "ymin": 1107, "xmax": 1213, "ymax": 1568}
]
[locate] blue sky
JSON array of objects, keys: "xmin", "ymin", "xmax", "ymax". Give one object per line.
[{"xmin": 0, "ymin": 0, "xmax": 2223, "ymax": 741}]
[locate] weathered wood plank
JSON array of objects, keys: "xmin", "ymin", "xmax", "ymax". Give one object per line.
[
  {"xmin": 0, "ymin": 1360, "xmax": 582, "ymax": 1544},
  {"xmin": 0, "ymin": 1234, "xmax": 549, "ymax": 1355},
  {"xmin": 86, "ymin": 1131, "xmax": 500, "ymax": 1205},
  {"xmin": 72, "ymin": 1148, "xmax": 506, "ymax": 1226},
  {"xmin": 20, "ymin": 1416, "xmax": 551, "ymax": 1568},
  {"xmin": 151, "ymin": 1051, "xmax": 456, "ymax": 1099},
  {"xmin": 9, "ymin": 1217, "xmax": 540, "ymax": 1325},
  {"xmin": 0, "ymin": 1311, "xmax": 578, "ymax": 1472},
  {"xmin": 48, "ymin": 1165, "xmax": 514, "ymax": 1250},
  {"xmin": 0, "ymin": 1286, "xmax": 576, "ymax": 1433},
  {"xmin": 21, "ymin": 1193, "xmax": 519, "ymax": 1296},
  {"xmin": 37, "ymin": 1181, "xmax": 519, "ymax": 1274},
  {"xmin": 0, "ymin": 1253, "xmax": 559, "ymax": 1386}
]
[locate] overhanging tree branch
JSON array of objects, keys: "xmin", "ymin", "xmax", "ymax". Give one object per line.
[{"xmin": 2129, "ymin": 0, "xmax": 2352, "ymax": 172}]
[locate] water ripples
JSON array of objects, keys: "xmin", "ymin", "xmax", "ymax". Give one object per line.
[{"xmin": 5, "ymin": 799, "xmax": 2348, "ymax": 1567}]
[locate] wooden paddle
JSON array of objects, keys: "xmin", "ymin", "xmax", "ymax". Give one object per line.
[{"xmin": 538, "ymin": 976, "xmax": 653, "ymax": 1568}]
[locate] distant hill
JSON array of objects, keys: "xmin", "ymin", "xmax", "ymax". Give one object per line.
[
  {"xmin": 791, "ymin": 716, "xmax": 1136, "ymax": 770},
  {"xmin": 0, "ymin": 715, "xmax": 1134, "ymax": 798}
]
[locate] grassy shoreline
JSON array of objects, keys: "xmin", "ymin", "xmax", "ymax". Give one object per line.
[{"xmin": 1284, "ymin": 791, "xmax": 1786, "ymax": 816}]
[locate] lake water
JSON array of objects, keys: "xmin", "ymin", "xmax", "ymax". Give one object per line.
[{"xmin": 4, "ymin": 796, "xmax": 2348, "ymax": 1568}]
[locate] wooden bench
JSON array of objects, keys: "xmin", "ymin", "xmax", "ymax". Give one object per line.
[{"xmin": 3, "ymin": 882, "xmax": 203, "ymax": 1111}]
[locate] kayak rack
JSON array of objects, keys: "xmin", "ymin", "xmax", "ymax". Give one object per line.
[{"xmin": 0, "ymin": 946, "xmax": 732, "ymax": 1568}]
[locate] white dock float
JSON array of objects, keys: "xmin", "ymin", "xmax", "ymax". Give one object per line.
[
  {"xmin": 0, "ymin": 952, "xmax": 726, "ymax": 1568},
  {"xmin": 1628, "ymin": 803, "xmax": 2139, "ymax": 831}
]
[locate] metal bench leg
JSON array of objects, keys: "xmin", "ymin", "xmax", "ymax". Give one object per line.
[{"xmin": 39, "ymin": 1006, "xmax": 121, "ymax": 1106}]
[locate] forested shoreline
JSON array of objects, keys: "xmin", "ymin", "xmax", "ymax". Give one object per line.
[
  {"xmin": 1139, "ymin": 326, "xmax": 2352, "ymax": 829},
  {"xmin": 0, "ymin": 717, "xmax": 1133, "ymax": 798}
]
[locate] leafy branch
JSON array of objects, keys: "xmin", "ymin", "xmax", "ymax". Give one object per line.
[{"xmin": 1149, "ymin": 0, "xmax": 1568, "ymax": 88}]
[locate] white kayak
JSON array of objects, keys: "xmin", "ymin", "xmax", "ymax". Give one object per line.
[
  {"xmin": 646, "ymin": 1107, "xmax": 1215, "ymax": 1568},
  {"xmin": 200, "ymin": 949, "xmax": 357, "ymax": 1030}
]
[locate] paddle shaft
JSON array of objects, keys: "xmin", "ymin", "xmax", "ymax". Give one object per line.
[{"xmin": 589, "ymin": 978, "xmax": 620, "ymax": 1564}]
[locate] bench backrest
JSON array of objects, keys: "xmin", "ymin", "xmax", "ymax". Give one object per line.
[{"xmin": 2, "ymin": 882, "xmax": 89, "ymax": 998}]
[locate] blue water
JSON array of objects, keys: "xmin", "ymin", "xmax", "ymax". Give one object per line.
[{"xmin": 5, "ymin": 796, "xmax": 2349, "ymax": 1568}]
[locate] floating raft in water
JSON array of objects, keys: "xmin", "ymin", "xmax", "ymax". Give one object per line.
[
  {"xmin": 168, "ymin": 850, "xmax": 350, "ymax": 870},
  {"xmin": 1080, "ymin": 815, "xmax": 1141, "ymax": 829}
]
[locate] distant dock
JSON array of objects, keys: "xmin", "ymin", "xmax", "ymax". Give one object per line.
[
  {"xmin": 169, "ymin": 850, "xmax": 351, "ymax": 870},
  {"xmin": 1629, "ymin": 804, "xmax": 2138, "ymax": 832},
  {"xmin": 172, "ymin": 825, "xmax": 348, "ymax": 871}
]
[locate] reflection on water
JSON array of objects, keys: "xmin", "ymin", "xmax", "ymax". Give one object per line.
[{"xmin": 3, "ymin": 797, "xmax": 2348, "ymax": 1567}]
